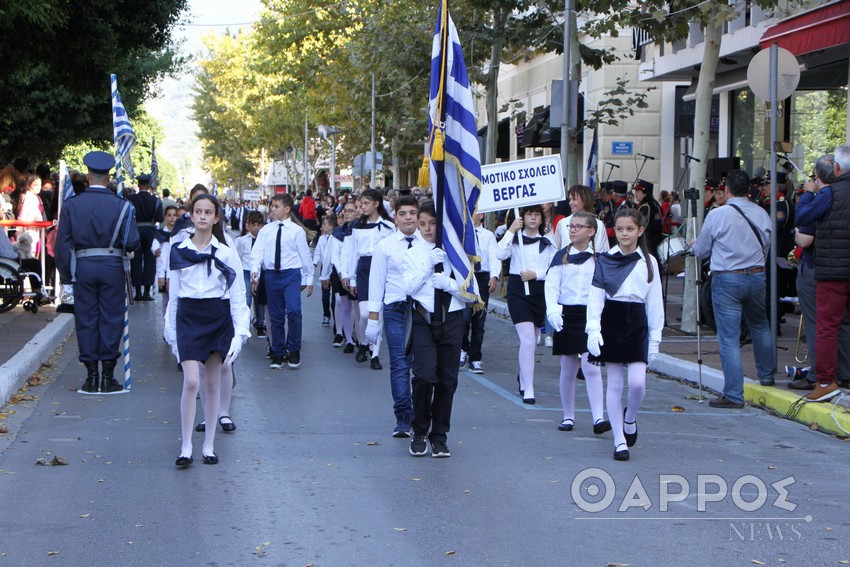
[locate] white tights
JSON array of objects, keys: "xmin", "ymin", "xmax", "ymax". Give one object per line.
[
  {"xmin": 197, "ymin": 361, "xmax": 234, "ymax": 424},
  {"xmin": 559, "ymin": 353, "xmax": 604, "ymax": 424},
  {"xmin": 337, "ymin": 294, "xmax": 355, "ymax": 344},
  {"xmin": 180, "ymin": 355, "xmax": 223, "ymax": 458},
  {"xmin": 606, "ymin": 362, "xmax": 647, "ymax": 449},
  {"xmin": 515, "ymin": 322, "xmax": 537, "ymax": 399}
]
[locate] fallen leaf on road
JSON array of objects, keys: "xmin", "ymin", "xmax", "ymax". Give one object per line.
[
  {"xmin": 35, "ymin": 456, "xmax": 69, "ymax": 466},
  {"xmin": 0, "ymin": 426, "xmax": 8, "ymax": 434},
  {"xmin": 838, "ymin": 561, "xmax": 848, "ymax": 564},
  {"xmin": 445, "ymin": 550, "xmax": 456, "ymax": 556},
  {"xmin": 394, "ymin": 528, "xmax": 407, "ymax": 532},
  {"xmin": 47, "ymin": 551, "xmax": 59, "ymax": 556},
  {"xmin": 606, "ymin": 563, "xmax": 631, "ymax": 566},
  {"xmin": 411, "ymin": 477, "xmax": 422, "ymax": 481},
  {"xmin": 809, "ymin": 424, "xmax": 819, "ymax": 431},
  {"xmin": 767, "ymin": 466, "xmax": 776, "ymax": 470},
  {"xmin": 464, "ymin": 489, "xmax": 470, "ymax": 493},
  {"xmin": 671, "ymin": 406, "xmax": 685, "ymax": 412},
  {"xmin": 79, "ymin": 514, "xmax": 90, "ymax": 519},
  {"xmin": 0, "ymin": 470, "xmax": 15, "ymax": 475},
  {"xmin": 751, "ymin": 561, "xmax": 766, "ymax": 565},
  {"xmin": 366, "ymin": 441, "xmax": 380, "ymax": 446},
  {"xmin": 827, "ymin": 527, "xmax": 833, "ymax": 531}
]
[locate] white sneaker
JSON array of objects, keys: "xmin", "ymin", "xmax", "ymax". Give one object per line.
[
  {"xmin": 544, "ymin": 335, "xmax": 553, "ymax": 348},
  {"xmin": 459, "ymin": 350, "xmax": 468, "ymax": 367},
  {"xmin": 470, "ymin": 361, "xmax": 484, "ymax": 374}
]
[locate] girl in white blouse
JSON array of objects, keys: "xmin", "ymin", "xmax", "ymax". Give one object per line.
[
  {"xmin": 544, "ymin": 211, "xmax": 609, "ymax": 434},
  {"xmin": 497, "ymin": 205, "xmax": 557, "ymax": 404},
  {"xmin": 165, "ymin": 194, "xmax": 250, "ymax": 467},
  {"xmin": 586, "ymin": 208, "xmax": 664, "ymax": 461}
]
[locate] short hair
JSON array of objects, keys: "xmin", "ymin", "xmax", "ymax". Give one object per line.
[
  {"xmin": 162, "ymin": 189, "xmax": 171, "ymax": 197},
  {"xmin": 246, "ymin": 210, "xmax": 265, "ymax": 224},
  {"xmin": 189, "ymin": 184, "xmax": 207, "ymax": 200},
  {"xmin": 418, "ymin": 199, "xmax": 436, "ymax": 218},
  {"xmin": 567, "ymin": 184, "xmax": 595, "ymax": 213},
  {"xmin": 725, "ymin": 169, "xmax": 750, "ymax": 197},
  {"xmin": 164, "ymin": 205, "xmax": 178, "ymax": 215},
  {"xmin": 394, "ymin": 195, "xmax": 419, "ymax": 212},
  {"xmin": 814, "ymin": 154, "xmax": 836, "ymax": 185},
  {"xmin": 520, "ymin": 204, "xmax": 547, "ymax": 235},
  {"xmin": 833, "ymin": 144, "xmax": 850, "ymax": 172},
  {"xmin": 271, "ymin": 193, "xmax": 294, "ymax": 208},
  {"xmin": 323, "ymin": 214, "xmax": 338, "ymax": 228}
]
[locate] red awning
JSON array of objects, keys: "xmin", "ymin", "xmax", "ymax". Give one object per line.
[{"xmin": 760, "ymin": 1, "xmax": 850, "ymax": 56}]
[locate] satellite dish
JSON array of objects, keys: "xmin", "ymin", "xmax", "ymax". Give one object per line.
[{"xmin": 747, "ymin": 47, "xmax": 800, "ymax": 101}]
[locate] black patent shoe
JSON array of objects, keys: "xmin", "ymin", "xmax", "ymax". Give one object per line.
[
  {"xmin": 195, "ymin": 421, "xmax": 205, "ymax": 432},
  {"xmin": 614, "ymin": 443, "xmax": 630, "ymax": 461},
  {"xmin": 370, "ymin": 357, "xmax": 382, "ymax": 370},
  {"xmin": 175, "ymin": 456, "xmax": 193, "ymax": 467},
  {"xmin": 558, "ymin": 419, "xmax": 574, "ymax": 431},
  {"xmin": 202, "ymin": 454, "xmax": 219, "ymax": 465},
  {"xmin": 593, "ymin": 419, "xmax": 612, "ymax": 435},
  {"xmin": 623, "ymin": 408, "xmax": 637, "ymax": 447}
]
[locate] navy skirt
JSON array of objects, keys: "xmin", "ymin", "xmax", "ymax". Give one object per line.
[
  {"xmin": 355, "ymin": 255, "xmax": 373, "ymax": 301},
  {"xmin": 552, "ymin": 304, "xmax": 588, "ymax": 356},
  {"xmin": 506, "ymin": 274, "xmax": 546, "ymax": 327},
  {"xmin": 588, "ymin": 300, "xmax": 648, "ymax": 364},
  {"xmin": 176, "ymin": 297, "xmax": 234, "ymax": 363},
  {"xmin": 330, "ymin": 266, "xmax": 350, "ymax": 298}
]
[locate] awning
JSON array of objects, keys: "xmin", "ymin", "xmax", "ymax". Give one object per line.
[
  {"xmin": 760, "ymin": 1, "xmax": 850, "ymax": 56},
  {"xmin": 477, "ymin": 116, "xmax": 511, "ymax": 160},
  {"xmin": 519, "ymin": 107, "xmax": 561, "ymax": 149}
]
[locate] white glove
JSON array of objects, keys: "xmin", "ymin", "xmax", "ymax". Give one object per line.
[
  {"xmin": 365, "ymin": 319, "xmax": 382, "ymax": 345},
  {"xmin": 587, "ymin": 330, "xmax": 604, "ymax": 357},
  {"xmin": 648, "ymin": 341, "xmax": 659, "ymax": 365},
  {"xmin": 225, "ymin": 336, "xmax": 243, "ymax": 364},
  {"xmin": 648, "ymin": 353, "xmax": 658, "ymax": 365},
  {"xmin": 432, "ymin": 272, "xmax": 454, "ymax": 291},
  {"xmin": 547, "ymin": 312, "xmax": 563, "ymax": 333},
  {"xmin": 430, "ymin": 247, "xmax": 446, "ymax": 266}
]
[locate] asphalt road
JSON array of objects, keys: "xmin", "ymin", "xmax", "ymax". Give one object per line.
[{"xmin": 0, "ymin": 290, "xmax": 848, "ymax": 566}]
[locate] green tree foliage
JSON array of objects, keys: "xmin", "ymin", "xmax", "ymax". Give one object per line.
[{"xmin": 0, "ymin": 0, "xmax": 188, "ymax": 164}]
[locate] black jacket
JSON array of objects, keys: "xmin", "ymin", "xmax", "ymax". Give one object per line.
[{"xmin": 815, "ymin": 171, "xmax": 850, "ymax": 281}]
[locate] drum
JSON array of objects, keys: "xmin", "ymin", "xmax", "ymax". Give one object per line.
[{"xmin": 657, "ymin": 236, "xmax": 688, "ymax": 273}]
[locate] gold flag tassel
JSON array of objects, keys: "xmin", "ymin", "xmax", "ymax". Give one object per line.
[{"xmin": 418, "ymin": 155, "xmax": 430, "ymax": 188}]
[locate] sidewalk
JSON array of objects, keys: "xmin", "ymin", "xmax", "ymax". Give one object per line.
[{"xmin": 488, "ymin": 277, "xmax": 850, "ymax": 437}]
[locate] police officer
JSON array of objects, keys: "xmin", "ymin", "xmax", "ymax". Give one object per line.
[
  {"xmin": 55, "ymin": 151, "xmax": 140, "ymax": 394},
  {"xmin": 127, "ymin": 173, "xmax": 163, "ymax": 300}
]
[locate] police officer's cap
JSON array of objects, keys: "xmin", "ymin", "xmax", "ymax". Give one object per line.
[
  {"xmin": 136, "ymin": 173, "xmax": 153, "ymax": 184},
  {"xmin": 83, "ymin": 151, "xmax": 115, "ymax": 174}
]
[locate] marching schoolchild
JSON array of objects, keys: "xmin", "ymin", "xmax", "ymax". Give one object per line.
[
  {"xmin": 366, "ymin": 195, "xmax": 421, "ymax": 437},
  {"xmin": 314, "ymin": 214, "xmax": 335, "ymax": 328},
  {"xmin": 341, "ymin": 188, "xmax": 395, "ymax": 370},
  {"xmin": 544, "ymin": 211, "xmax": 610, "ymax": 434},
  {"xmin": 251, "ymin": 193, "xmax": 314, "ymax": 370},
  {"xmin": 235, "ymin": 211, "xmax": 265, "ymax": 324},
  {"xmin": 403, "ymin": 200, "xmax": 473, "ymax": 457},
  {"xmin": 496, "ymin": 205, "xmax": 558, "ymax": 404},
  {"xmin": 153, "ymin": 205, "xmax": 179, "ymax": 317},
  {"xmin": 165, "ymin": 193, "xmax": 249, "ymax": 466},
  {"xmin": 459, "ymin": 211, "xmax": 499, "ymax": 374},
  {"xmin": 586, "ymin": 208, "xmax": 663, "ymax": 461},
  {"xmin": 328, "ymin": 203, "xmax": 359, "ymax": 351}
]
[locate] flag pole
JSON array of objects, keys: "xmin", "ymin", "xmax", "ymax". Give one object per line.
[{"xmin": 431, "ymin": 0, "xmax": 450, "ymax": 337}]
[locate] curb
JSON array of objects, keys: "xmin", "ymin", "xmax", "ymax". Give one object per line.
[{"xmin": 0, "ymin": 313, "xmax": 74, "ymax": 405}]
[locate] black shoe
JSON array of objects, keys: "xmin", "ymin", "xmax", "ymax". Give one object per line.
[
  {"xmin": 558, "ymin": 419, "xmax": 574, "ymax": 431},
  {"xmin": 133, "ymin": 293, "xmax": 142, "ymax": 302},
  {"xmin": 409, "ymin": 436, "xmax": 428, "ymax": 457},
  {"xmin": 202, "ymin": 454, "xmax": 219, "ymax": 465},
  {"xmin": 355, "ymin": 345, "xmax": 369, "ymax": 363},
  {"xmin": 175, "ymin": 456, "xmax": 193, "ymax": 467},
  {"xmin": 593, "ymin": 420, "xmax": 612, "ymax": 435},
  {"xmin": 343, "ymin": 343, "xmax": 354, "ymax": 354},
  {"xmin": 614, "ymin": 443, "xmax": 630, "ymax": 461},
  {"xmin": 523, "ymin": 397, "xmax": 535, "ymax": 405},
  {"xmin": 195, "ymin": 421, "xmax": 206, "ymax": 432},
  {"xmin": 256, "ymin": 327, "xmax": 267, "ymax": 338},
  {"xmin": 322, "ymin": 316, "xmax": 330, "ymax": 327},
  {"xmin": 431, "ymin": 439, "xmax": 451, "ymax": 458},
  {"xmin": 218, "ymin": 416, "xmax": 236, "ymax": 432},
  {"xmin": 623, "ymin": 408, "xmax": 637, "ymax": 447},
  {"xmin": 266, "ymin": 345, "xmax": 272, "ymax": 359},
  {"xmin": 370, "ymin": 356, "xmax": 382, "ymax": 370},
  {"xmin": 759, "ymin": 378, "xmax": 776, "ymax": 386},
  {"xmin": 270, "ymin": 357, "xmax": 285, "ymax": 369},
  {"xmin": 99, "ymin": 360, "xmax": 122, "ymax": 393},
  {"xmin": 287, "ymin": 352, "xmax": 301, "ymax": 368},
  {"xmin": 332, "ymin": 334, "xmax": 345, "ymax": 347},
  {"xmin": 517, "ymin": 374, "xmax": 524, "ymax": 397},
  {"xmin": 81, "ymin": 362, "xmax": 99, "ymax": 393},
  {"xmin": 141, "ymin": 294, "xmax": 154, "ymax": 302},
  {"xmin": 708, "ymin": 396, "xmax": 744, "ymax": 409}
]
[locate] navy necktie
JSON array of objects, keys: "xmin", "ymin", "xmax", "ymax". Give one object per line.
[
  {"xmin": 274, "ymin": 223, "xmax": 282, "ymax": 270},
  {"xmin": 404, "ymin": 236, "xmax": 414, "ymax": 249}
]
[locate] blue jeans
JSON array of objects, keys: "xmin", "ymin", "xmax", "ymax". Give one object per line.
[
  {"xmin": 711, "ymin": 272, "xmax": 776, "ymax": 403},
  {"xmin": 265, "ymin": 269, "xmax": 302, "ymax": 355},
  {"xmin": 384, "ymin": 301, "xmax": 412, "ymax": 430}
]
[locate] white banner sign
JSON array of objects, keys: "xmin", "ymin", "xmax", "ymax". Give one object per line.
[
  {"xmin": 477, "ymin": 155, "xmax": 564, "ymax": 213},
  {"xmin": 242, "ymin": 189, "xmax": 261, "ymax": 201}
]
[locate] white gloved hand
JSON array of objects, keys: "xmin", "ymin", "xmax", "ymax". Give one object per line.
[
  {"xmin": 648, "ymin": 353, "xmax": 657, "ymax": 365},
  {"xmin": 430, "ymin": 247, "xmax": 446, "ymax": 267},
  {"xmin": 365, "ymin": 319, "xmax": 382, "ymax": 345},
  {"xmin": 63, "ymin": 284, "xmax": 74, "ymax": 294},
  {"xmin": 587, "ymin": 330, "xmax": 604, "ymax": 357},
  {"xmin": 225, "ymin": 336, "xmax": 243, "ymax": 364},
  {"xmin": 547, "ymin": 312, "xmax": 564, "ymax": 333},
  {"xmin": 648, "ymin": 341, "xmax": 659, "ymax": 366},
  {"xmin": 432, "ymin": 272, "xmax": 454, "ymax": 291}
]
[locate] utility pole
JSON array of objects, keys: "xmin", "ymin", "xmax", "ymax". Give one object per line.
[
  {"xmin": 371, "ymin": 73, "xmax": 377, "ymax": 189},
  {"xmin": 559, "ymin": 0, "xmax": 572, "ymax": 187},
  {"xmin": 304, "ymin": 116, "xmax": 309, "ymax": 194}
]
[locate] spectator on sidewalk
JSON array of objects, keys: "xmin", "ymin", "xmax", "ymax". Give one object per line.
[
  {"xmin": 795, "ymin": 146, "xmax": 850, "ymax": 402},
  {"xmin": 691, "ymin": 169, "xmax": 776, "ymax": 408}
]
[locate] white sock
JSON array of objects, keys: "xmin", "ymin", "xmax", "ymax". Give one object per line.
[{"xmin": 623, "ymin": 362, "xmax": 647, "ymax": 435}]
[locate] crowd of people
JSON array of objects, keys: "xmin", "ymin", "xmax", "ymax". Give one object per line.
[{"xmin": 18, "ymin": 144, "xmax": 850, "ymax": 465}]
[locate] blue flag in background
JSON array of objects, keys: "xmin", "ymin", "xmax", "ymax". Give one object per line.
[
  {"xmin": 111, "ymin": 74, "xmax": 136, "ymax": 195},
  {"xmin": 585, "ymin": 128, "xmax": 598, "ymax": 192}
]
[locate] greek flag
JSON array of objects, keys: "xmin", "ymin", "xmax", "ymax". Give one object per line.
[
  {"xmin": 59, "ymin": 161, "xmax": 74, "ymax": 204},
  {"xmin": 111, "ymin": 74, "xmax": 136, "ymax": 194},
  {"xmin": 427, "ymin": 0, "xmax": 482, "ymax": 307},
  {"xmin": 150, "ymin": 136, "xmax": 159, "ymax": 190},
  {"xmin": 585, "ymin": 128, "xmax": 598, "ymax": 191}
]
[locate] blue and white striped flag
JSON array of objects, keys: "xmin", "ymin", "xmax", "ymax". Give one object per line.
[
  {"xmin": 585, "ymin": 128, "xmax": 598, "ymax": 191},
  {"xmin": 111, "ymin": 74, "xmax": 136, "ymax": 195},
  {"xmin": 59, "ymin": 161, "xmax": 74, "ymax": 205},
  {"xmin": 150, "ymin": 136, "xmax": 159, "ymax": 190},
  {"xmin": 427, "ymin": 0, "xmax": 483, "ymax": 307}
]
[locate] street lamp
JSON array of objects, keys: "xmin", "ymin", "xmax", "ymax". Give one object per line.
[{"xmin": 318, "ymin": 124, "xmax": 341, "ymax": 195}]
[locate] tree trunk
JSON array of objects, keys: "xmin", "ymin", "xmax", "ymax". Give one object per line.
[
  {"xmin": 681, "ymin": 17, "xmax": 721, "ymax": 334},
  {"xmin": 484, "ymin": 8, "xmax": 505, "ymax": 167},
  {"xmin": 391, "ymin": 137, "xmax": 401, "ymax": 190}
]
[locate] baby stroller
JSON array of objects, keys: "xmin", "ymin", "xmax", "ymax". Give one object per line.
[{"xmin": 0, "ymin": 230, "xmax": 49, "ymax": 314}]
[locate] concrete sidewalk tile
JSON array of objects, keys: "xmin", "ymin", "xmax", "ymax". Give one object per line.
[
  {"xmin": 744, "ymin": 383, "xmax": 850, "ymax": 436},
  {"xmin": 0, "ymin": 314, "xmax": 74, "ymax": 405}
]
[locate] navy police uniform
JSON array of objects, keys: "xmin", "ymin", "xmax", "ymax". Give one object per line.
[
  {"xmin": 55, "ymin": 151, "xmax": 140, "ymax": 393},
  {"xmin": 127, "ymin": 174, "xmax": 163, "ymax": 300}
]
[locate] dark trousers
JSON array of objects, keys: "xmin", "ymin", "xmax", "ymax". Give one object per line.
[
  {"xmin": 265, "ymin": 268, "xmax": 302, "ymax": 355},
  {"xmin": 131, "ymin": 226, "xmax": 157, "ymax": 287},
  {"xmin": 321, "ymin": 285, "xmax": 331, "ymax": 318},
  {"xmin": 461, "ymin": 271, "xmax": 490, "ymax": 361},
  {"xmin": 411, "ymin": 309, "xmax": 464, "ymax": 443},
  {"xmin": 73, "ymin": 258, "xmax": 125, "ymax": 362}
]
